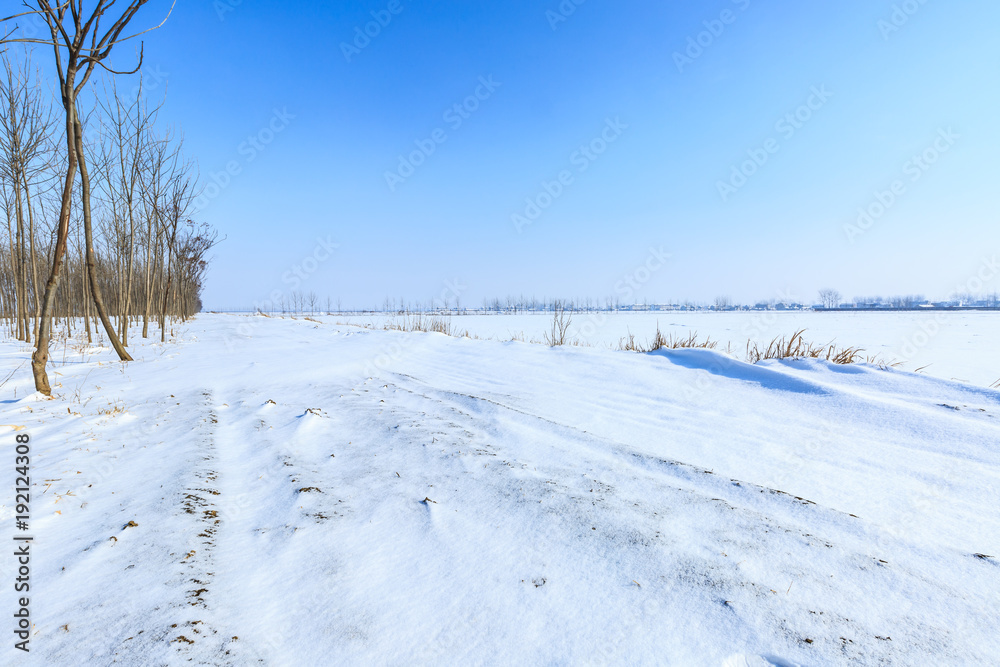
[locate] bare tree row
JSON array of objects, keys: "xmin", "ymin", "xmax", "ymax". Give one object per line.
[{"xmin": 2, "ymin": 2, "xmax": 214, "ymax": 395}]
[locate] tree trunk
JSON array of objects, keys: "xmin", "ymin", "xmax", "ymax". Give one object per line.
[
  {"xmin": 80, "ymin": 235, "xmax": 91, "ymax": 343},
  {"xmin": 22, "ymin": 175, "xmax": 40, "ymax": 343},
  {"xmin": 30, "ymin": 76, "xmax": 79, "ymax": 396},
  {"xmin": 74, "ymin": 115, "xmax": 132, "ymax": 362}
]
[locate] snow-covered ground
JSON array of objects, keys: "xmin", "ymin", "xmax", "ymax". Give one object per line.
[
  {"xmin": 333, "ymin": 311, "xmax": 1000, "ymax": 388},
  {"xmin": 2, "ymin": 313, "xmax": 999, "ymax": 665}
]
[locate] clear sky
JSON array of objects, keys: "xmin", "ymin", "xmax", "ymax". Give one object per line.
[{"xmin": 79, "ymin": 0, "xmax": 1000, "ymax": 308}]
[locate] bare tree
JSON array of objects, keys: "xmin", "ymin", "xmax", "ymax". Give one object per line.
[
  {"xmin": 2, "ymin": 1, "xmax": 175, "ymax": 395},
  {"xmin": 0, "ymin": 52, "xmax": 56, "ymax": 343},
  {"xmin": 544, "ymin": 299, "xmax": 573, "ymax": 346},
  {"xmin": 95, "ymin": 76, "xmax": 161, "ymax": 346},
  {"xmin": 76, "ymin": 99, "xmax": 133, "ymax": 360},
  {"xmin": 818, "ymin": 288, "xmax": 841, "ymax": 309},
  {"xmin": 173, "ymin": 221, "xmax": 218, "ymax": 317},
  {"xmin": 157, "ymin": 161, "xmax": 194, "ymax": 341},
  {"xmin": 136, "ymin": 121, "xmax": 179, "ymax": 338}
]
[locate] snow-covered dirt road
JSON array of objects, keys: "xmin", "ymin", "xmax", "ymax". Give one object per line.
[{"xmin": 2, "ymin": 314, "xmax": 998, "ymax": 665}]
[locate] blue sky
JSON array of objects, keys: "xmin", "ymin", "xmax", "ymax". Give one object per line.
[{"xmin": 85, "ymin": 0, "xmax": 1000, "ymax": 308}]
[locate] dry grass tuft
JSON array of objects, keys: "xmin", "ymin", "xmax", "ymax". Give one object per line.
[
  {"xmin": 383, "ymin": 314, "xmax": 465, "ymax": 337},
  {"xmin": 661, "ymin": 329, "xmax": 718, "ymax": 351},
  {"xmin": 617, "ymin": 326, "xmax": 716, "ymax": 353},
  {"xmin": 867, "ymin": 356, "xmax": 904, "ymax": 370},
  {"xmin": 618, "ymin": 330, "xmax": 641, "ymax": 352},
  {"xmin": 825, "ymin": 345, "xmax": 865, "ymax": 365},
  {"xmin": 97, "ymin": 399, "xmax": 128, "ymax": 417},
  {"xmin": 615, "ymin": 325, "xmax": 892, "ymax": 368},
  {"xmin": 746, "ymin": 329, "xmax": 811, "ymax": 363},
  {"xmin": 745, "ymin": 329, "xmax": 867, "ymax": 365}
]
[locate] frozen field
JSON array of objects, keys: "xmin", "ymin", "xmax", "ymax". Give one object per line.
[
  {"xmin": 334, "ymin": 311, "xmax": 1000, "ymax": 388},
  {"xmin": 2, "ymin": 313, "xmax": 999, "ymax": 665}
]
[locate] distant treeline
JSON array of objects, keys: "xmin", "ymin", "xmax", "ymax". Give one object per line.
[{"xmin": 214, "ymin": 292, "xmax": 1000, "ymax": 316}]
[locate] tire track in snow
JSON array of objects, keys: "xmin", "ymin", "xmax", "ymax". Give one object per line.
[{"xmin": 168, "ymin": 389, "xmax": 257, "ymax": 664}]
